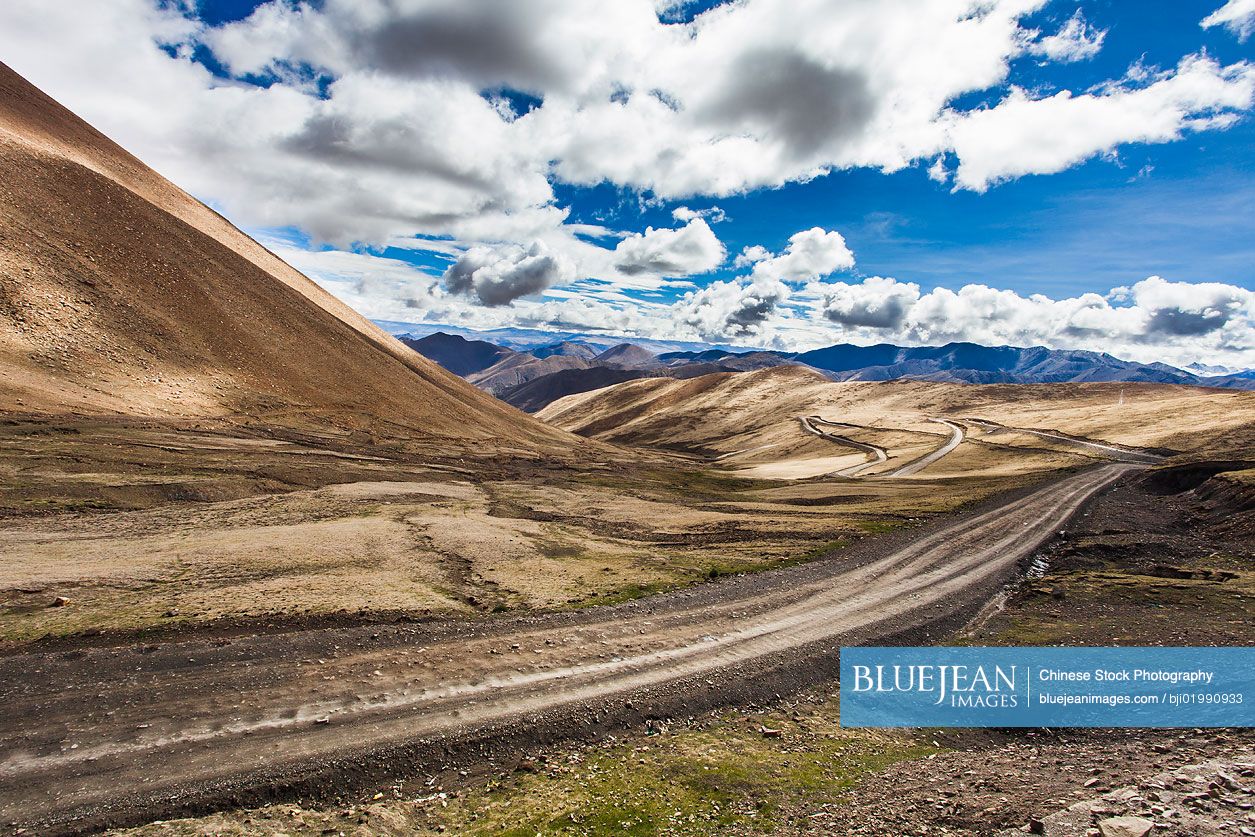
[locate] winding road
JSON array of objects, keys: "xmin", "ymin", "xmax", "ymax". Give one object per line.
[
  {"xmin": 0, "ymin": 463, "xmax": 1137, "ymax": 834},
  {"xmin": 798, "ymin": 415, "xmax": 888, "ymax": 476},
  {"xmin": 801, "ymin": 415, "xmax": 967, "ymax": 478},
  {"xmin": 964, "ymin": 418, "xmax": 1163, "ymax": 464},
  {"xmin": 885, "ymin": 419, "xmax": 966, "ymax": 478}
]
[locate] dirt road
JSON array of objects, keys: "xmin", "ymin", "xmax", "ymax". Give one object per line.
[
  {"xmin": 965, "ymin": 418, "xmax": 1163, "ymax": 463},
  {"xmin": 799, "ymin": 415, "xmax": 966, "ymax": 478},
  {"xmin": 886, "ymin": 419, "xmax": 966, "ymax": 478},
  {"xmin": 0, "ymin": 463, "xmax": 1135, "ymax": 833},
  {"xmin": 798, "ymin": 415, "xmax": 888, "ymax": 476}
]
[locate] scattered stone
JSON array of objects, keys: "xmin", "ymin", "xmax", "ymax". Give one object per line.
[
  {"xmin": 1219, "ymin": 772, "xmax": 1248, "ymax": 791},
  {"xmin": 1096, "ymin": 815, "xmax": 1153, "ymax": 837},
  {"xmin": 50, "ymin": 596, "xmax": 70, "ymax": 607}
]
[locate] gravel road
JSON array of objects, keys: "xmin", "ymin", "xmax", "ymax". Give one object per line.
[{"xmin": 0, "ymin": 463, "xmax": 1136, "ymax": 834}]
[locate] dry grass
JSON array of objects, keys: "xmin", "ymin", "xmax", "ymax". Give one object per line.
[
  {"xmin": 539, "ymin": 366, "xmax": 1254, "ymax": 474},
  {"xmin": 0, "ymin": 411, "xmax": 1034, "ymax": 646},
  {"xmin": 4, "ymin": 369, "xmax": 1250, "ymax": 646}
]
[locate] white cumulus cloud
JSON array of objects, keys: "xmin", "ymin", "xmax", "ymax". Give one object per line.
[
  {"xmin": 1028, "ymin": 10, "xmax": 1107, "ymax": 62},
  {"xmin": 1202, "ymin": 0, "xmax": 1255, "ymax": 41},
  {"xmin": 749, "ymin": 228, "xmax": 855, "ymax": 283},
  {"xmin": 675, "ymin": 278, "xmax": 790, "ymax": 341},
  {"xmin": 671, "ymin": 226, "xmax": 855, "ymax": 340},
  {"xmin": 613, "ymin": 218, "xmax": 726, "ymax": 277},
  {"xmin": 672, "ymin": 205, "xmax": 727, "ymax": 223},
  {"xmin": 442, "ymin": 241, "xmax": 575, "ymax": 306},
  {"xmin": 945, "ymin": 55, "xmax": 1255, "ymax": 192}
]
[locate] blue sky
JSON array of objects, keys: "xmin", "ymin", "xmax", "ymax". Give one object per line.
[
  {"xmin": 1, "ymin": 0, "xmax": 1252, "ymax": 367},
  {"xmin": 552, "ymin": 1, "xmax": 1255, "ymax": 297},
  {"xmin": 192, "ymin": 0, "xmax": 1255, "ymax": 293}
]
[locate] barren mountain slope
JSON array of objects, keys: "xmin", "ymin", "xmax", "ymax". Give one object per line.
[
  {"xmin": 399, "ymin": 332, "xmax": 516, "ymax": 377},
  {"xmin": 0, "ymin": 63, "xmax": 574, "ymax": 451},
  {"xmin": 539, "ymin": 366, "xmax": 1255, "ymax": 476},
  {"xmin": 593, "ymin": 342, "xmax": 664, "ymax": 370},
  {"xmin": 468, "ymin": 352, "xmax": 593, "ymax": 394}
]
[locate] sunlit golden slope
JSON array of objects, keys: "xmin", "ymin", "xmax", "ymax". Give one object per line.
[
  {"xmin": 0, "ymin": 61, "xmax": 578, "ymax": 453},
  {"xmin": 539, "ymin": 366, "xmax": 1255, "ymax": 478}
]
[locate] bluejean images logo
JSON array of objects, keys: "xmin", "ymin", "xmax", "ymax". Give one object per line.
[
  {"xmin": 840, "ymin": 647, "xmax": 1254, "ymax": 728},
  {"xmin": 850, "ymin": 661, "xmax": 1020, "ymax": 708}
]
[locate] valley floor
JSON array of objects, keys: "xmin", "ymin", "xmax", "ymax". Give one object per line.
[
  {"xmin": 98, "ymin": 461, "xmax": 1255, "ymax": 837},
  {"xmin": 1, "ymin": 388, "xmax": 1251, "ymax": 836},
  {"xmin": 0, "ymin": 414, "xmax": 1049, "ymax": 646}
]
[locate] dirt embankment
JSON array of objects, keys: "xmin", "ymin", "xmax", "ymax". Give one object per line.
[{"xmin": 974, "ymin": 459, "xmax": 1255, "ymax": 647}]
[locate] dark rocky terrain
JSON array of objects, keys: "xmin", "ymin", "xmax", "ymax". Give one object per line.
[{"xmin": 399, "ymin": 332, "xmax": 516, "ymax": 377}]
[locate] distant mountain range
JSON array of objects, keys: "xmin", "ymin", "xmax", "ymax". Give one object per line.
[
  {"xmin": 400, "ymin": 332, "xmax": 514, "ymax": 378},
  {"xmin": 401, "ymin": 332, "xmax": 759, "ymax": 406},
  {"xmin": 399, "ymin": 328, "xmax": 1255, "ymax": 412},
  {"xmin": 790, "ymin": 343, "xmax": 1205, "ymax": 385},
  {"xmin": 377, "ymin": 320, "xmax": 724, "ymax": 355}
]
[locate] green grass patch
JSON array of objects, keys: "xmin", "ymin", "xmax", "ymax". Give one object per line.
[
  {"xmin": 855, "ymin": 519, "xmax": 900, "ymax": 535},
  {"xmin": 537, "ymin": 540, "xmax": 585, "ymax": 560},
  {"xmin": 436, "ymin": 705, "xmax": 940, "ymax": 835},
  {"xmin": 570, "ymin": 581, "xmax": 678, "ymax": 609},
  {"xmin": 796, "ymin": 538, "xmax": 853, "ymax": 560},
  {"xmin": 978, "ymin": 566, "xmax": 1255, "ymax": 646}
]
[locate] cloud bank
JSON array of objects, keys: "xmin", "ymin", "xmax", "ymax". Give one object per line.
[
  {"xmin": 4, "ymin": 0, "xmax": 1253, "ymax": 251},
  {"xmin": 0, "ymin": 0, "xmax": 1252, "ymax": 369},
  {"xmin": 809, "ymin": 275, "xmax": 1253, "ymax": 366},
  {"xmin": 283, "ymin": 228, "xmax": 1254, "ymax": 368}
]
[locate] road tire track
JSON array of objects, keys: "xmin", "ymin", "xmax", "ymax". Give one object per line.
[{"xmin": 964, "ymin": 418, "xmax": 1163, "ymax": 463}]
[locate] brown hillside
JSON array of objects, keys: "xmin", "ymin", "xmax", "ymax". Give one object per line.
[
  {"xmin": 0, "ymin": 62, "xmax": 576, "ymax": 452},
  {"xmin": 539, "ymin": 365, "xmax": 1255, "ymax": 478}
]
